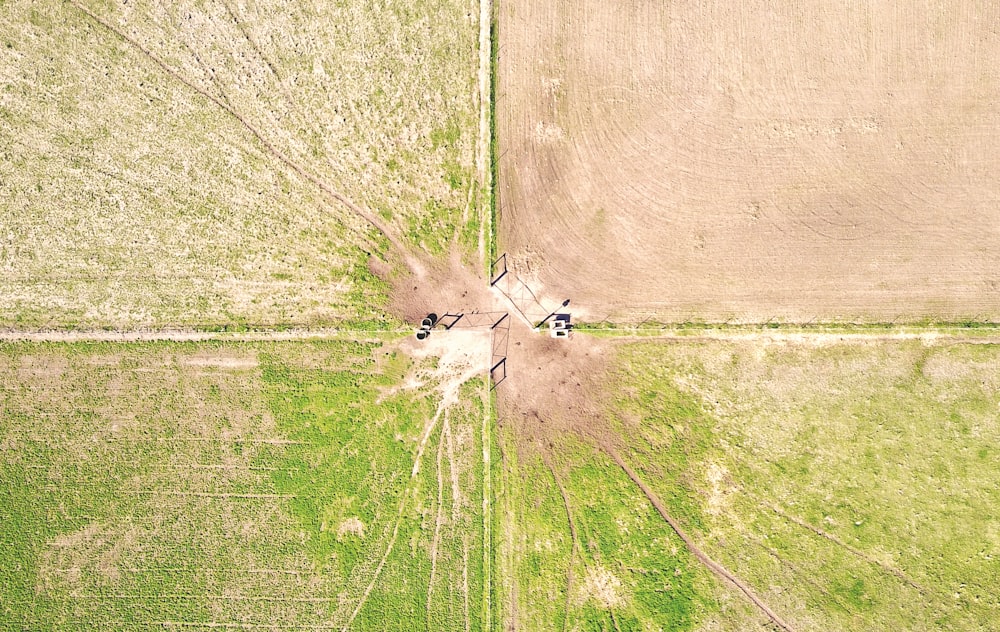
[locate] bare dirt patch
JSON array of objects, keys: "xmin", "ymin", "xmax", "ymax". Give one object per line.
[
  {"xmin": 576, "ymin": 565, "xmax": 625, "ymax": 610},
  {"xmin": 498, "ymin": 0, "xmax": 1000, "ymax": 323},
  {"xmin": 336, "ymin": 517, "xmax": 366, "ymax": 541},
  {"xmin": 387, "ymin": 251, "xmax": 502, "ymax": 326},
  {"xmin": 494, "ymin": 317, "xmax": 613, "ymax": 456}
]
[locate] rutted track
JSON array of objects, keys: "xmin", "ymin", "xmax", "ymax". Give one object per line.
[
  {"xmin": 67, "ymin": 1, "xmax": 422, "ymax": 276},
  {"xmin": 601, "ymin": 444, "xmax": 795, "ymax": 632}
]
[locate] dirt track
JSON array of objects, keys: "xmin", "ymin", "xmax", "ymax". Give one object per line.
[
  {"xmin": 498, "ymin": 0, "xmax": 1000, "ymax": 323},
  {"xmin": 604, "ymin": 444, "xmax": 795, "ymax": 632}
]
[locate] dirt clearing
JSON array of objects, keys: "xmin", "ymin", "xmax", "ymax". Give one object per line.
[{"xmin": 498, "ymin": 0, "xmax": 1000, "ymax": 323}]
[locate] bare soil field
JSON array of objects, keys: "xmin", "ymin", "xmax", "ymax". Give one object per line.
[{"xmin": 497, "ymin": 0, "xmax": 1000, "ymax": 323}]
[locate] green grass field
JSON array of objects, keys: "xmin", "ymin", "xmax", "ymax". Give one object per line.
[
  {"xmin": 499, "ymin": 433, "xmax": 758, "ymax": 632},
  {"xmin": 0, "ymin": 0, "xmax": 481, "ymax": 328},
  {"xmin": 0, "ymin": 338, "xmax": 490, "ymax": 630},
  {"xmin": 502, "ymin": 337, "xmax": 1000, "ymax": 631}
]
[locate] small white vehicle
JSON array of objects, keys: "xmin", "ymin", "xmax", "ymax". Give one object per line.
[{"xmin": 549, "ymin": 315, "xmax": 570, "ymax": 338}]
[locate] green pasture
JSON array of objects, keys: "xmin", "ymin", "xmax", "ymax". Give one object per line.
[
  {"xmin": 503, "ymin": 338, "xmax": 1000, "ymax": 631},
  {"xmin": 0, "ymin": 339, "xmax": 489, "ymax": 630}
]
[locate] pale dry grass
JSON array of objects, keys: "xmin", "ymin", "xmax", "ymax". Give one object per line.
[
  {"xmin": 0, "ymin": 0, "xmax": 480, "ymax": 328},
  {"xmin": 576, "ymin": 565, "xmax": 625, "ymax": 610}
]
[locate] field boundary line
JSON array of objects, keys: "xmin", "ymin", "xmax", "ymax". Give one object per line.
[
  {"xmin": 0, "ymin": 328, "xmax": 414, "ymax": 342},
  {"xmin": 477, "ymin": 0, "xmax": 494, "ymax": 266},
  {"xmin": 581, "ymin": 329, "xmax": 1000, "ymax": 345},
  {"xmin": 600, "ymin": 443, "xmax": 795, "ymax": 632},
  {"xmin": 131, "ymin": 491, "xmax": 294, "ymax": 499},
  {"xmin": 76, "ymin": 594, "xmax": 334, "ymax": 602},
  {"xmin": 156, "ymin": 623, "xmax": 338, "ymax": 629},
  {"xmin": 485, "ymin": 0, "xmax": 499, "ymax": 268},
  {"xmin": 8, "ymin": 325, "xmax": 994, "ymax": 343},
  {"xmin": 64, "ymin": 1, "xmax": 423, "ymax": 275},
  {"xmin": 54, "ymin": 567, "xmax": 310, "ymax": 576},
  {"xmin": 481, "ymin": 363, "xmax": 494, "ymax": 629}
]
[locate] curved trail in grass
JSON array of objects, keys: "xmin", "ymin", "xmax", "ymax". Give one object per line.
[
  {"xmin": 427, "ymin": 414, "xmax": 450, "ymax": 627},
  {"xmin": 341, "ymin": 400, "xmax": 448, "ymax": 631},
  {"xmin": 757, "ymin": 496, "xmax": 927, "ymax": 594},
  {"xmin": 601, "ymin": 443, "xmax": 796, "ymax": 632}
]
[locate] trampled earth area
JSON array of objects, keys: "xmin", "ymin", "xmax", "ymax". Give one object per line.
[{"xmin": 497, "ymin": 0, "xmax": 1000, "ymax": 323}]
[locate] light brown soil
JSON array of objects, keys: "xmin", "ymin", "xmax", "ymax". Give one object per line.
[
  {"xmin": 387, "ymin": 251, "xmax": 502, "ymax": 326},
  {"xmin": 498, "ymin": 0, "xmax": 1000, "ymax": 324},
  {"xmin": 494, "ymin": 318, "xmax": 614, "ymax": 452}
]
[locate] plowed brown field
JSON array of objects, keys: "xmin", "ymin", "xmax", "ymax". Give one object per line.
[{"xmin": 498, "ymin": 1, "xmax": 1000, "ymax": 323}]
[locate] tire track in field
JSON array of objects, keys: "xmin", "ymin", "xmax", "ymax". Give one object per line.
[
  {"xmin": 65, "ymin": 0, "xmax": 424, "ymax": 277},
  {"xmin": 462, "ymin": 539, "xmax": 472, "ymax": 632},
  {"xmin": 538, "ymin": 447, "xmax": 579, "ymax": 632},
  {"xmin": 343, "ymin": 340, "xmax": 484, "ymax": 631},
  {"xmin": 446, "ymin": 414, "xmax": 462, "ymax": 521},
  {"xmin": 217, "ymin": 0, "xmax": 374, "ymax": 222},
  {"xmin": 444, "ymin": 413, "xmax": 473, "ymax": 631},
  {"xmin": 599, "ymin": 442, "xmax": 796, "ymax": 632},
  {"xmin": 609, "ymin": 609, "xmax": 623, "ymax": 632},
  {"xmin": 756, "ymin": 496, "xmax": 927, "ymax": 594},
  {"xmin": 756, "ymin": 542, "xmax": 856, "ymax": 617},
  {"xmin": 427, "ymin": 413, "xmax": 450, "ymax": 627},
  {"xmin": 341, "ymin": 401, "xmax": 446, "ymax": 632}
]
